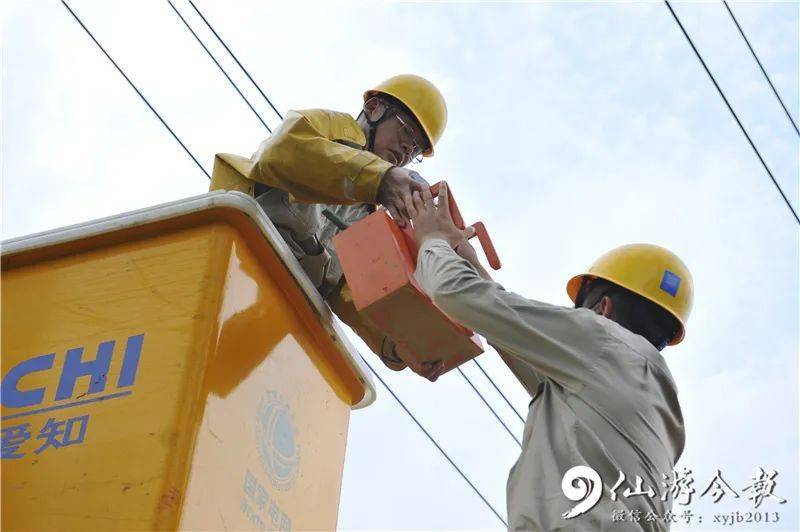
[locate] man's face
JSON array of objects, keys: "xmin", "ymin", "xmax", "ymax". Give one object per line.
[{"xmin": 364, "ymin": 98, "xmax": 427, "ymax": 167}]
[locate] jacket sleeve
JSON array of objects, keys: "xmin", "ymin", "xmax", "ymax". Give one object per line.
[
  {"xmin": 414, "ymin": 239, "xmax": 605, "ymax": 394},
  {"xmin": 245, "ymin": 109, "xmax": 393, "ymax": 204},
  {"xmin": 328, "ymin": 283, "xmax": 408, "ymax": 371}
]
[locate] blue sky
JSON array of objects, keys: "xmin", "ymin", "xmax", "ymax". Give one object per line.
[{"xmin": 3, "ymin": 1, "xmax": 798, "ymax": 529}]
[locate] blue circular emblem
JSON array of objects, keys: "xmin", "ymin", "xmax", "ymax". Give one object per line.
[{"xmin": 256, "ymin": 391, "xmax": 300, "ymax": 491}]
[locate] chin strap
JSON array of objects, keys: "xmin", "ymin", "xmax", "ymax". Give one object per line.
[{"xmin": 364, "ymin": 107, "xmax": 394, "ymax": 153}]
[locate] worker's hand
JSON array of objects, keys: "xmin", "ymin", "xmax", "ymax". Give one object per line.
[
  {"xmin": 410, "ymin": 360, "xmax": 446, "ymax": 382},
  {"xmin": 454, "ymin": 238, "xmax": 493, "ymax": 281},
  {"xmin": 377, "ymin": 167, "xmax": 428, "ymax": 228},
  {"xmin": 377, "ymin": 338, "xmax": 408, "ymax": 372},
  {"xmin": 407, "ymin": 183, "xmax": 464, "ymax": 248},
  {"xmin": 395, "ymin": 342, "xmax": 447, "ymax": 382}
]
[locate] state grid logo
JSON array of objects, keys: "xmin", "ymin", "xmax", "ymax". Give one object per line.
[
  {"xmin": 659, "ymin": 269, "xmax": 681, "ymax": 297},
  {"xmin": 256, "ymin": 391, "xmax": 300, "ymax": 491}
]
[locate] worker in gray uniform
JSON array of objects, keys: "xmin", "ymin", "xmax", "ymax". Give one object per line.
[{"xmin": 407, "ymin": 185, "xmax": 693, "ymax": 531}]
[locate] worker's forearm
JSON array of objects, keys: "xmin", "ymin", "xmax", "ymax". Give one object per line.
[
  {"xmin": 414, "ymin": 239, "xmax": 507, "ymax": 341},
  {"xmin": 414, "ymin": 239, "xmax": 594, "ymax": 393}
]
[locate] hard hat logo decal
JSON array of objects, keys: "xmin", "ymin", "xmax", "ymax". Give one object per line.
[
  {"xmin": 659, "ymin": 270, "xmax": 681, "ymax": 297},
  {"xmin": 256, "ymin": 391, "xmax": 300, "ymax": 491}
]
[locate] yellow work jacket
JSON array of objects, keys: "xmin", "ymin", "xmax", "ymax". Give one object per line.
[
  {"xmin": 210, "ymin": 109, "xmax": 392, "ymax": 203},
  {"xmin": 210, "ymin": 109, "xmax": 405, "ymax": 370}
]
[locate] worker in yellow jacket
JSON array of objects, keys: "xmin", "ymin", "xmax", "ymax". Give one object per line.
[{"xmin": 209, "ymin": 74, "xmax": 447, "ymax": 374}]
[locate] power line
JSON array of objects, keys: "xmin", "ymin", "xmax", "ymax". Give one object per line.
[
  {"xmin": 186, "ymin": 0, "xmax": 284, "ymax": 121},
  {"xmin": 722, "ymin": 0, "xmax": 800, "ymax": 137},
  {"xmin": 360, "ymin": 355, "xmax": 508, "ymax": 527},
  {"xmin": 61, "ymin": 0, "xmax": 210, "ymax": 180},
  {"xmin": 663, "ymin": 0, "xmax": 799, "ymax": 226},
  {"xmin": 167, "ymin": 0, "xmax": 272, "ymax": 133},
  {"xmin": 473, "ymin": 359, "xmax": 526, "ymax": 424},
  {"xmin": 457, "ymin": 367, "xmax": 521, "ymax": 447}
]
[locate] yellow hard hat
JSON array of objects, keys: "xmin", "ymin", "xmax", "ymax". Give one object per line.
[
  {"xmin": 364, "ymin": 74, "xmax": 447, "ymax": 157},
  {"xmin": 566, "ymin": 244, "xmax": 694, "ymax": 345}
]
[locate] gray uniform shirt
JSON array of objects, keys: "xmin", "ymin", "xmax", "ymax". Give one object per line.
[{"xmin": 414, "ymin": 239, "xmax": 685, "ymax": 531}]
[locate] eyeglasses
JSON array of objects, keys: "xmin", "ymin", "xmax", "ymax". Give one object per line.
[{"xmin": 394, "ymin": 113, "xmax": 425, "ymax": 164}]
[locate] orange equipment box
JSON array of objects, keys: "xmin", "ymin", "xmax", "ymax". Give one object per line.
[{"xmin": 333, "ymin": 182, "xmax": 500, "ymax": 372}]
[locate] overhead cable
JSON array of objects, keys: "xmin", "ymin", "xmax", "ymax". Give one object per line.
[
  {"xmin": 186, "ymin": 0, "xmax": 284, "ymax": 121},
  {"xmin": 360, "ymin": 355, "xmax": 508, "ymax": 527},
  {"xmin": 664, "ymin": 0, "xmax": 799, "ymax": 226},
  {"xmin": 61, "ymin": 0, "xmax": 210, "ymax": 180},
  {"xmin": 167, "ymin": 0, "xmax": 272, "ymax": 133},
  {"xmin": 458, "ymin": 367, "xmax": 522, "ymax": 447},
  {"xmin": 473, "ymin": 358, "xmax": 526, "ymax": 424},
  {"xmin": 722, "ymin": 0, "xmax": 799, "ymax": 137}
]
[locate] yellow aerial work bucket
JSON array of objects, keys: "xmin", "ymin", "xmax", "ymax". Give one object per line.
[{"xmin": 1, "ymin": 191, "xmax": 375, "ymax": 531}]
